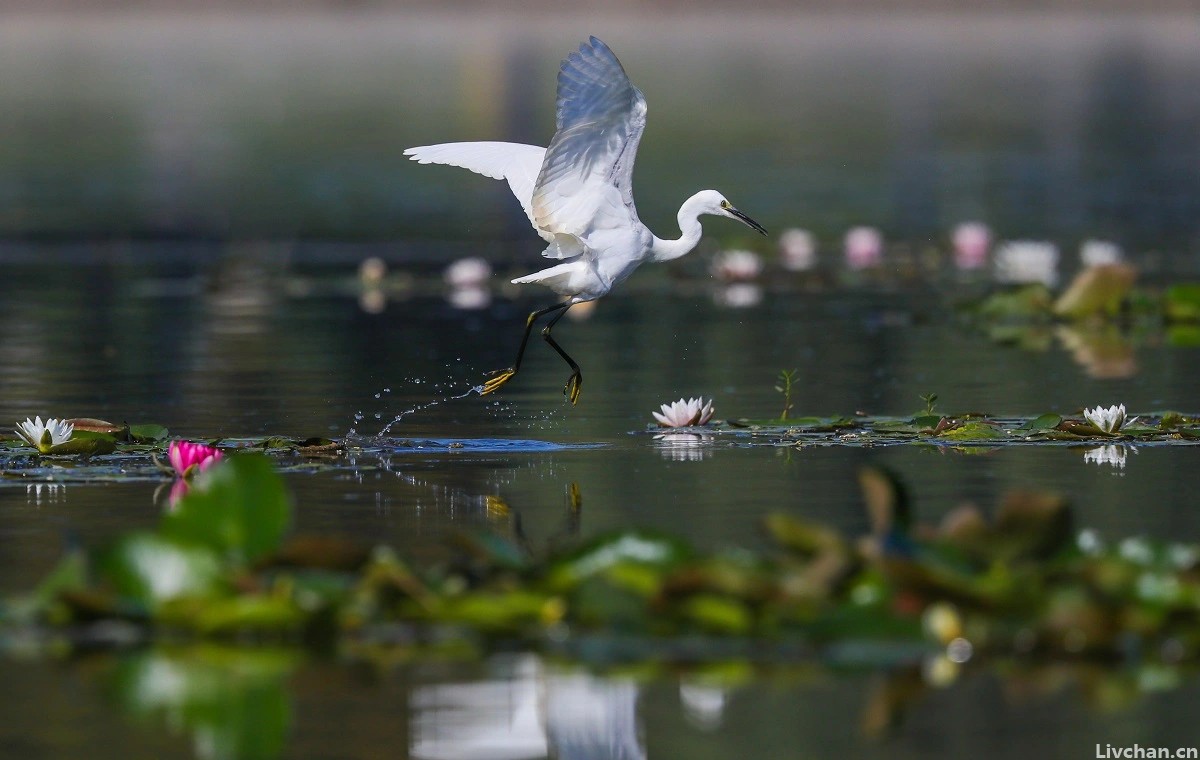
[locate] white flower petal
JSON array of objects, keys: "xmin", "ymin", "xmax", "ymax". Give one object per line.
[{"xmin": 651, "ymin": 397, "xmax": 715, "ymax": 428}]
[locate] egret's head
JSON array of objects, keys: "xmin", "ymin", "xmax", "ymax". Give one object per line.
[{"xmin": 696, "ymin": 190, "xmax": 768, "ymax": 236}]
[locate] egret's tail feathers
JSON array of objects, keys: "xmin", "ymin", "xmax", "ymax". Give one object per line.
[
  {"xmin": 511, "ymin": 260, "xmax": 587, "ymax": 296},
  {"xmin": 541, "ymin": 233, "xmax": 585, "ymax": 260}
]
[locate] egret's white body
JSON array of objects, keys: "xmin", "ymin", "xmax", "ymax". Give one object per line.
[{"xmin": 405, "ymin": 37, "xmax": 765, "ymax": 402}]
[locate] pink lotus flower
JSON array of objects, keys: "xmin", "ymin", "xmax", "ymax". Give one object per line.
[
  {"xmin": 952, "ymin": 222, "xmax": 991, "ymax": 270},
  {"xmin": 168, "ymin": 440, "xmax": 224, "ymax": 479},
  {"xmin": 844, "ymin": 226, "xmax": 883, "ymax": 270}
]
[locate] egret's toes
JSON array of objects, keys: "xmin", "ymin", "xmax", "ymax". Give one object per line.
[
  {"xmin": 481, "ymin": 368, "xmax": 516, "ymax": 396},
  {"xmin": 564, "ymin": 372, "xmax": 583, "ymax": 405}
]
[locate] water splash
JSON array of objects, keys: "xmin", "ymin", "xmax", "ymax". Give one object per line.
[{"xmin": 373, "ymin": 383, "xmax": 485, "ymax": 439}]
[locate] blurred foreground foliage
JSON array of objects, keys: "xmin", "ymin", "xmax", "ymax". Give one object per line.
[
  {"xmin": 4, "ymin": 454, "xmax": 1199, "ymax": 671},
  {"xmin": 5, "ymin": 452, "xmax": 1200, "ymax": 756}
]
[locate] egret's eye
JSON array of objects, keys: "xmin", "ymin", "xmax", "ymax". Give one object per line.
[{"xmin": 720, "ymin": 200, "xmax": 730, "ymax": 209}]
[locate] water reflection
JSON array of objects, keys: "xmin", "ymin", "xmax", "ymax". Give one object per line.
[
  {"xmin": 1083, "ymin": 444, "xmax": 1136, "ymax": 470},
  {"xmin": 444, "ymin": 257, "xmax": 495, "ymax": 311},
  {"xmin": 411, "ymin": 656, "xmax": 645, "ymax": 760},
  {"xmin": 711, "ymin": 283, "xmax": 762, "ymax": 309},
  {"xmin": 653, "ymin": 432, "xmax": 714, "ymax": 462},
  {"xmin": 1056, "ymin": 325, "xmax": 1138, "ymax": 379},
  {"xmin": 678, "ymin": 682, "xmax": 728, "ymax": 730},
  {"xmin": 447, "ymin": 285, "xmax": 493, "ymax": 311},
  {"xmin": 358, "ymin": 256, "xmax": 390, "ymax": 314},
  {"xmin": 709, "ymin": 250, "xmax": 762, "ymax": 283},
  {"xmin": 24, "ymin": 482, "xmax": 65, "ymax": 506}
]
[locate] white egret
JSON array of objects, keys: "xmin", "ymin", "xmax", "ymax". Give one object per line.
[{"xmin": 405, "ymin": 36, "xmax": 767, "ymax": 404}]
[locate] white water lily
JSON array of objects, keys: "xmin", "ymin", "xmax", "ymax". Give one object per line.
[
  {"xmin": 14, "ymin": 416, "xmax": 74, "ymax": 452},
  {"xmin": 1082, "ymin": 403, "xmax": 1137, "ymax": 434},
  {"xmin": 994, "ymin": 240, "xmax": 1059, "ymax": 287},
  {"xmin": 652, "ymin": 397, "xmax": 714, "ymax": 428}
]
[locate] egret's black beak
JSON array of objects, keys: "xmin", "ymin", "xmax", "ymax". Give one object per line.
[{"xmin": 728, "ymin": 206, "xmax": 768, "ymax": 236}]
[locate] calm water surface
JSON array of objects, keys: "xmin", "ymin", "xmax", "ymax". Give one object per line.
[{"xmin": 1, "ymin": 249, "xmax": 1198, "ymax": 758}]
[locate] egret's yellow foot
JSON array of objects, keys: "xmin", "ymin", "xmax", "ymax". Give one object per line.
[
  {"xmin": 563, "ymin": 371, "xmax": 583, "ymax": 405},
  {"xmin": 481, "ymin": 368, "xmax": 516, "ymax": 396}
]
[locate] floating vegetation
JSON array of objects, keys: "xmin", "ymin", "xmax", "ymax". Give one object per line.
[
  {"xmin": 713, "ymin": 409, "xmax": 1200, "ymax": 448},
  {"xmin": 3, "ymin": 408, "xmax": 1200, "ymax": 494},
  {"xmin": 960, "ymin": 266, "xmax": 1200, "ymax": 358},
  {"xmin": 3, "ymin": 453, "xmax": 1199, "ymax": 679}
]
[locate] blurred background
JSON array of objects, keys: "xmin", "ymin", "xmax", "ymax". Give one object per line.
[{"xmin": 0, "ymin": 4, "xmax": 1197, "ymax": 257}]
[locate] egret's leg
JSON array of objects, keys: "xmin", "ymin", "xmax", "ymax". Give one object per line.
[
  {"xmin": 481, "ymin": 302, "xmax": 570, "ymax": 396},
  {"xmin": 540, "ymin": 304, "xmax": 583, "ymax": 404}
]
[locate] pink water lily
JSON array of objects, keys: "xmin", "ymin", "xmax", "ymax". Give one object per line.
[
  {"xmin": 652, "ymin": 397, "xmax": 715, "ymax": 428},
  {"xmin": 168, "ymin": 440, "xmax": 224, "ymax": 479}
]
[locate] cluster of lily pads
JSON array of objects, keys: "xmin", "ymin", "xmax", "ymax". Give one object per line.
[
  {"xmin": 3, "ymin": 450, "xmax": 1199, "ymax": 674},
  {"xmin": 648, "ymin": 397, "xmax": 1196, "ymax": 450}
]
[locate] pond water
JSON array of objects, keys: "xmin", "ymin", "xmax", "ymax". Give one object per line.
[
  {"xmin": 2, "ymin": 246, "xmax": 1199, "ymax": 758},
  {"xmin": 2, "ymin": 8, "xmax": 1200, "ymax": 759}
]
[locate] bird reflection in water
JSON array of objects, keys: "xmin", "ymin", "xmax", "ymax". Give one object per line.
[{"xmin": 410, "ymin": 655, "xmax": 646, "ymax": 760}]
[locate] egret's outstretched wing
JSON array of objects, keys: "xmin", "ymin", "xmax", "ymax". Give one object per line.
[
  {"xmin": 532, "ymin": 37, "xmax": 647, "ymax": 249},
  {"xmin": 404, "ymin": 142, "xmax": 548, "ymax": 238}
]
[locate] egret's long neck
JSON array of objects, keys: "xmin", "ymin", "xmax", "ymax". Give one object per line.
[{"xmin": 650, "ymin": 193, "xmax": 707, "ymax": 263}]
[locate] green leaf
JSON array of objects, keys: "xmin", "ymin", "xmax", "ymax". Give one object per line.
[
  {"xmin": 46, "ymin": 430, "xmax": 118, "ymax": 456},
  {"xmin": 102, "ymin": 533, "xmax": 224, "ymax": 608},
  {"xmin": 191, "ymin": 595, "xmax": 308, "ymax": 636},
  {"xmin": 1018, "ymin": 413, "xmax": 1063, "ymax": 431},
  {"xmin": 128, "ymin": 424, "xmax": 169, "ymax": 443},
  {"xmin": 680, "ymin": 594, "xmax": 752, "ymax": 634},
  {"xmin": 938, "ymin": 421, "xmax": 1006, "ymax": 441},
  {"xmin": 163, "ymin": 454, "xmax": 292, "ymax": 566},
  {"xmin": 1167, "ymin": 325, "xmax": 1200, "ymax": 347},
  {"xmin": 258, "ymin": 437, "xmax": 297, "ymax": 450},
  {"xmin": 1165, "ymin": 283, "xmax": 1200, "ymax": 322},
  {"xmin": 1052, "ymin": 264, "xmax": 1135, "ymax": 319},
  {"xmin": 547, "ymin": 532, "xmax": 690, "ymax": 591},
  {"xmin": 442, "ymin": 591, "xmax": 555, "ymax": 630}
]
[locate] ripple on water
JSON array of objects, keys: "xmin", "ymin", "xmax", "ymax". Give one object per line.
[{"xmin": 375, "ymin": 438, "xmax": 606, "ymax": 453}]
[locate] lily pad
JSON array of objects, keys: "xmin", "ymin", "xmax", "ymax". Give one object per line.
[
  {"xmin": 101, "ymin": 533, "xmax": 225, "ymax": 609},
  {"xmin": 1018, "ymin": 413, "xmax": 1063, "ymax": 431},
  {"xmin": 1052, "ymin": 264, "xmax": 1136, "ymax": 319},
  {"xmin": 128, "ymin": 424, "xmax": 169, "ymax": 443},
  {"xmin": 1165, "ymin": 283, "xmax": 1200, "ymax": 322},
  {"xmin": 67, "ymin": 418, "xmax": 126, "ymax": 435},
  {"xmin": 547, "ymin": 532, "xmax": 691, "ymax": 591},
  {"xmin": 937, "ymin": 421, "xmax": 1006, "ymax": 441},
  {"xmin": 163, "ymin": 454, "xmax": 292, "ymax": 566},
  {"xmin": 47, "ymin": 430, "xmax": 118, "ymax": 456}
]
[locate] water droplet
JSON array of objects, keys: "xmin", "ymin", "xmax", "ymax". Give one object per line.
[
  {"xmin": 374, "ymin": 393, "xmax": 381, "ymax": 399},
  {"xmin": 383, "ymin": 388, "xmax": 391, "ymax": 393},
  {"xmin": 374, "ymin": 413, "xmax": 382, "ymax": 419}
]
